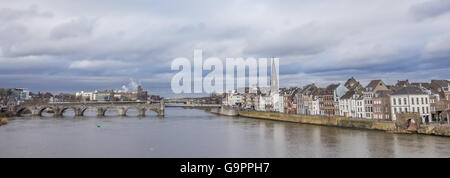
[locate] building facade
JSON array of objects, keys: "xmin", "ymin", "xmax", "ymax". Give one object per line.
[{"xmin": 390, "ymin": 87, "xmax": 431, "ymax": 122}]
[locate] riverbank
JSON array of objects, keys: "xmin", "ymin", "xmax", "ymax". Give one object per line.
[
  {"xmin": 234, "ymin": 110, "xmax": 450, "ymax": 137},
  {"xmin": 209, "ymin": 107, "xmax": 238, "ymax": 116}
]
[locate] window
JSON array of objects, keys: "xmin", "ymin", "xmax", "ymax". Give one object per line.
[
  {"xmin": 422, "ymin": 107, "xmax": 425, "ymax": 114},
  {"xmin": 393, "ymin": 99, "xmax": 396, "ymax": 105},
  {"xmin": 416, "ymin": 98, "xmax": 419, "ymax": 105},
  {"xmin": 425, "ymin": 98, "xmax": 428, "ymax": 104},
  {"xmin": 412, "ymin": 98, "xmax": 414, "ymax": 105},
  {"xmin": 394, "ymin": 108, "xmax": 397, "ymax": 113},
  {"xmin": 399, "ymin": 98, "xmax": 402, "ymax": 105},
  {"xmin": 421, "ymin": 98, "xmax": 424, "ymax": 105},
  {"xmin": 426, "ymin": 107, "xmax": 429, "ymax": 114},
  {"xmin": 404, "ymin": 98, "xmax": 407, "ymax": 105}
]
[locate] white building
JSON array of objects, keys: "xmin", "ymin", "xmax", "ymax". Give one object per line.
[
  {"xmin": 331, "ymin": 84, "xmax": 349, "ymax": 116},
  {"xmin": 222, "ymin": 58, "xmax": 281, "ymax": 112},
  {"xmin": 356, "ymin": 96, "xmax": 365, "ymax": 118},
  {"xmin": 339, "ymin": 90, "xmax": 364, "ymax": 118},
  {"xmin": 311, "ymin": 96, "xmax": 321, "ymax": 115},
  {"xmin": 390, "ymin": 87, "xmax": 431, "ymax": 122},
  {"xmin": 75, "ymin": 91, "xmax": 94, "ymax": 101},
  {"xmin": 223, "ymin": 91, "xmax": 244, "ymax": 107},
  {"xmin": 17, "ymin": 88, "xmax": 30, "ymax": 100}
]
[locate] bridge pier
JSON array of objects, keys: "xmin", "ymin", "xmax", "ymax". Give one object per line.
[
  {"xmin": 118, "ymin": 108, "xmax": 127, "ymax": 117},
  {"xmin": 97, "ymin": 108, "xmax": 106, "ymax": 117},
  {"xmin": 138, "ymin": 108, "xmax": 146, "ymax": 117},
  {"xmin": 74, "ymin": 108, "xmax": 84, "ymax": 117},
  {"xmin": 53, "ymin": 107, "xmax": 63, "ymax": 117},
  {"xmin": 31, "ymin": 108, "xmax": 41, "ymax": 117},
  {"xmin": 160, "ymin": 100, "xmax": 165, "ymax": 116}
]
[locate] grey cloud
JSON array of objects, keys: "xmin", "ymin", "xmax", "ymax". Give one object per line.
[
  {"xmin": 245, "ymin": 23, "xmax": 342, "ymax": 57},
  {"xmin": 51, "ymin": 18, "xmax": 96, "ymax": 39},
  {"xmin": 410, "ymin": 0, "xmax": 450, "ymax": 20},
  {"xmin": 423, "ymin": 33, "xmax": 450, "ymax": 61},
  {"xmin": 0, "ymin": 5, "xmax": 52, "ymax": 22},
  {"xmin": 0, "ymin": 0, "xmax": 449, "ymax": 95}
]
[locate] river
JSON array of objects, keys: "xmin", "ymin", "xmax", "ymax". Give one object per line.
[{"xmin": 0, "ymin": 107, "xmax": 449, "ymax": 158}]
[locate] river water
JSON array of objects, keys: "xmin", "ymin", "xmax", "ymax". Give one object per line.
[{"xmin": 0, "ymin": 107, "xmax": 449, "ymax": 158}]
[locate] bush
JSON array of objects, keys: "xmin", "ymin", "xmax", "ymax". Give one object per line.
[{"xmin": 0, "ymin": 118, "xmax": 8, "ymax": 125}]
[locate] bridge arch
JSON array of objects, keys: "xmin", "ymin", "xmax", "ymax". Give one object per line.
[
  {"xmin": 16, "ymin": 107, "xmax": 33, "ymax": 116},
  {"xmin": 124, "ymin": 107, "xmax": 137, "ymax": 116},
  {"xmin": 80, "ymin": 107, "xmax": 99, "ymax": 117},
  {"xmin": 39, "ymin": 106, "xmax": 58, "ymax": 117},
  {"xmin": 103, "ymin": 107, "xmax": 120, "ymax": 117},
  {"xmin": 60, "ymin": 107, "xmax": 77, "ymax": 117},
  {"xmin": 15, "ymin": 101, "xmax": 164, "ymax": 117},
  {"xmin": 146, "ymin": 107, "xmax": 162, "ymax": 116}
]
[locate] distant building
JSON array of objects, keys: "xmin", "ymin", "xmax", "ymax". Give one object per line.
[
  {"xmin": 150, "ymin": 95, "xmax": 161, "ymax": 100},
  {"xmin": 320, "ymin": 83, "xmax": 348, "ymax": 116},
  {"xmin": 396, "ymin": 80, "xmax": 412, "ymax": 88},
  {"xmin": 431, "ymin": 80, "xmax": 450, "ymax": 100},
  {"xmin": 93, "ymin": 90, "xmax": 114, "ymax": 101},
  {"xmin": 363, "ymin": 80, "xmax": 389, "ymax": 119},
  {"xmin": 280, "ymin": 88, "xmax": 300, "ymax": 114},
  {"xmin": 344, "ymin": 77, "xmax": 363, "ymax": 92},
  {"xmin": 373, "ymin": 90, "xmax": 393, "ymax": 120},
  {"xmin": 390, "ymin": 87, "xmax": 431, "ymax": 123},
  {"xmin": 76, "ymin": 91, "xmax": 94, "ymax": 101},
  {"xmin": 296, "ymin": 84, "xmax": 320, "ymax": 115},
  {"xmin": 339, "ymin": 90, "xmax": 363, "ymax": 118},
  {"xmin": 137, "ymin": 85, "xmax": 148, "ymax": 101}
]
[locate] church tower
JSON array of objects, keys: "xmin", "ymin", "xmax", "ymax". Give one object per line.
[{"xmin": 270, "ymin": 58, "xmax": 279, "ymax": 95}]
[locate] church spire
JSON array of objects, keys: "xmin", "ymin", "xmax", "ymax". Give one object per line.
[{"xmin": 270, "ymin": 58, "xmax": 279, "ymax": 94}]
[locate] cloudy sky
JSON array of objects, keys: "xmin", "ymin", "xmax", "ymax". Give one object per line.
[{"xmin": 1, "ymin": 0, "xmax": 450, "ymax": 96}]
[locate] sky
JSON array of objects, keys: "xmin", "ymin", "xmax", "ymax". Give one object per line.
[{"xmin": 0, "ymin": 0, "xmax": 450, "ymax": 97}]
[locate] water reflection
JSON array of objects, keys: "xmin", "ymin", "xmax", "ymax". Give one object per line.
[{"xmin": 0, "ymin": 108, "xmax": 449, "ymax": 158}]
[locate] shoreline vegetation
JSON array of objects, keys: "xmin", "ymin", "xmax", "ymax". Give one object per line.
[{"xmin": 0, "ymin": 118, "xmax": 8, "ymax": 126}]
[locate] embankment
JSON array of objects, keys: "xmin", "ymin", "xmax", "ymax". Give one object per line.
[
  {"xmin": 237, "ymin": 110, "xmax": 450, "ymax": 137},
  {"xmin": 210, "ymin": 107, "xmax": 238, "ymax": 116}
]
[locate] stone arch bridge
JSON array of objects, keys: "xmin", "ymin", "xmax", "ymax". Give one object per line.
[{"xmin": 16, "ymin": 101, "xmax": 165, "ymax": 117}]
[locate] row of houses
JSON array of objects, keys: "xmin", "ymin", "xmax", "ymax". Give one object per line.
[
  {"xmin": 296, "ymin": 78, "xmax": 450, "ymax": 123},
  {"xmin": 223, "ymin": 78, "xmax": 450, "ymax": 124},
  {"xmin": 222, "ymin": 86, "xmax": 284, "ymax": 113}
]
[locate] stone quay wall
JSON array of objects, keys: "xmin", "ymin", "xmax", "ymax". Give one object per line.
[{"xmin": 237, "ymin": 110, "xmax": 450, "ymax": 137}]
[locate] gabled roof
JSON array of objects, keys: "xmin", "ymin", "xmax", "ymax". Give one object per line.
[
  {"xmin": 411, "ymin": 82, "xmax": 431, "ymax": 89},
  {"xmin": 340, "ymin": 90, "xmax": 356, "ymax": 100},
  {"xmin": 391, "ymin": 87, "xmax": 426, "ymax": 95},
  {"xmin": 431, "ymin": 80, "xmax": 450, "ymax": 88},
  {"xmin": 326, "ymin": 83, "xmax": 340, "ymax": 91},
  {"xmin": 300, "ymin": 84, "xmax": 317, "ymax": 95},
  {"xmin": 365, "ymin": 80, "xmax": 388, "ymax": 92},
  {"xmin": 396, "ymin": 80, "xmax": 411, "ymax": 87},
  {"xmin": 366, "ymin": 80, "xmax": 382, "ymax": 89}
]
